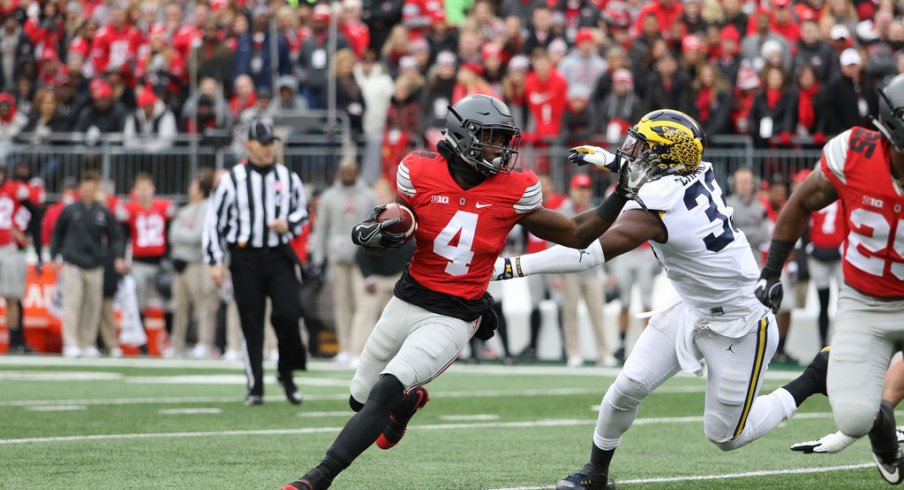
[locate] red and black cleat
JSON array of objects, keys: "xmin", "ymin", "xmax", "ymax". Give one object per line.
[{"xmin": 376, "ymin": 386, "xmax": 430, "ymax": 450}]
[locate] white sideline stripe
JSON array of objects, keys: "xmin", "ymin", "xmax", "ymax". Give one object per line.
[
  {"xmin": 25, "ymin": 405, "xmax": 86, "ymax": 412},
  {"xmin": 488, "ymin": 463, "xmax": 875, "ymax": 490},
  {"xmin": 158, "ymin": 408, "xmax": 222, "ymax": 415},
  {"xmin": 0, "ymin": 371, "xmax": 124, "ymax": 381},
  {"xmin": 0, "ymin": 411, "xmax": 867, "ymax": 445},
  {"xmin": 439, "ymin": 414, "xmax": 500, "ymax": 421},
  {"xmin": 0, "ymin": 355, "xmax": 807, "ymax": 381},
  {"xmin": 297, "ymin": 411, "xmax": 353, "ymax": 418},
  {"xmin": 0, "ymin": 418, "xmax": 594, "ymax": 445},
  {"xmin": 0, "ymin": 386, "xmax": 718, "ymax": 408}
]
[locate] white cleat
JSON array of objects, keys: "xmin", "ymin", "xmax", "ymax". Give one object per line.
[{"xmin": 791, "ymin": 431, "xmax": 859, "ymax": 454}]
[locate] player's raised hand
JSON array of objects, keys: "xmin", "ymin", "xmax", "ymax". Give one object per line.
[{"xmin": 568, "ymin": 145, "xmax": 619, "ymax": 172}]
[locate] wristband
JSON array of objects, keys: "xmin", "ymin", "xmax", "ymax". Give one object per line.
[
  {"xmin": 595, "ymin": 192, "xmax": 628, "ymax": 224},
  {"xmin": 762, "ymin": 239, "xmax": 795, "ymax": 278}
]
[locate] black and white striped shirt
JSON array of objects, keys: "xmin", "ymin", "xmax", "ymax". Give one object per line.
[{"xmin": 203, "ymin": 162, "xmax": 308, "ymax": 265}]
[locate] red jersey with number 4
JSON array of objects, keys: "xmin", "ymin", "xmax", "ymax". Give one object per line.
[
  {"xmin": 810, "ymin": 201, "xmax": 845, "ymax": 249},
  {"xmin": 820, "ymin": 127, "xmax": 904, "ymax": 298},
  {"xmin": 397, "ymin": 151, "xmax": 542, "ymax": 300},
  {"xmin": 117, "ymin": 199, "xmax": 174, "ymax": 258}
]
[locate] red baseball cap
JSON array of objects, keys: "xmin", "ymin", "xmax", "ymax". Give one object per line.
[
  {"xmin": 570, "ymin": 173, "xmax": 593, "ymax": 189},
  {"xmin": 90, "ymin": 79, "xmax": 113, "ymax": 100},
  {"xmin": 575, "ymin": 28, "xmax": 595, "ymax": 46},
  {"xmin": 137, "ymin": 88, "xmax": 157, "ymax": 107}
]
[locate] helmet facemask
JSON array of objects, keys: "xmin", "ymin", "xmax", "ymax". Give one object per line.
[{"xmin": 446, "ymin": 106, "xmax": 522, "ymax": 176}]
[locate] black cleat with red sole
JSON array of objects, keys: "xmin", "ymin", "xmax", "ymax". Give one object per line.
[{"xmin": 376, "ymin": 386, "xmax": 430, "ymax": 450}]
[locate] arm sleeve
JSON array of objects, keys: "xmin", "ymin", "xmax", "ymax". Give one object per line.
[
  {"xmin": 202, "ymin": 173, "xmax": 234, "ymax": 265},
  {"xmin": 286, "ymin": 171, "xmax": 309, "ymax": 231},
  {"xmin": 107, "ymin": 209, "xmax": 125, "ymax": 259},
  {"xmin": 50, "ymin": 206, "xmax": 68, "ymax": 259},
  {"xmin": 494, "ymin": 240, "xmax": 605, "ymax": 280}
]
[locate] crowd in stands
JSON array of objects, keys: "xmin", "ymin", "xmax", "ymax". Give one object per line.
[{"xmin": 0, "ymin": 0, "xmax": 901, "ymax": 178}]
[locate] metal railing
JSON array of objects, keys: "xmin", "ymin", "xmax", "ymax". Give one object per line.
[{"xmin": 1, "ymin": 131, "xmax": 824, "ymax": 203}]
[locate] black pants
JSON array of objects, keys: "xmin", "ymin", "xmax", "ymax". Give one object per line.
[{"xmin": 229, "ymin": 246, "xmax": 307, "ymax": 397}]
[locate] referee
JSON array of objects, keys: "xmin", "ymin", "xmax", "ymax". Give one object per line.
[{"xmin": 204, "ymin": 121, "xmax": 309, "ymax": 406}]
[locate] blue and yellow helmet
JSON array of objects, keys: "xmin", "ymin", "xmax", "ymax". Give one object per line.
[{"xmin": 618, "ymin": 109, "xmax": 706, "ymax": 175}]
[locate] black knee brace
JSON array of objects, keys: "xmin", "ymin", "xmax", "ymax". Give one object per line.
[{"xmin": 348, "ymin": 395, "xmax": 364, "ymax": 413}]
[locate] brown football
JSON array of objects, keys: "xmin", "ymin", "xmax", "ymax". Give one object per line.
[{"xmin": 377, "ymin": 203, "xmax": 417, "ymax": 241}]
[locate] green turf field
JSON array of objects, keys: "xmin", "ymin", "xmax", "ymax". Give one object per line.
[{"xmin": 0, "ymin": 356, "xmax": 887, "ymax": 489}]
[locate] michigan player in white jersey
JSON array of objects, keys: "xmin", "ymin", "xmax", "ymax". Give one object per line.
[{"xmin": 494, "ymin": 110, "xmax": 806, "ymax": 489}]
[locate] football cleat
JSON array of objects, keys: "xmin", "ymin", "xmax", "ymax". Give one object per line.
[
  {"xmin": 245, "ymin": 394, "xmax": 263, "ymax": 407},
  {"xmin": 277, "ymin": 372, "xmax": 303, "ymax": 405},
  {"xmin": 873, "ymin": 447, "xmax": 904, "ymax": 485},
  {"xmin": 281, "ymin": 467, "xmax": 332, "ymax": 490},
  {"xmin": 376, "ymin": 386, "xmax": 430, "ymax": 450},
  {"xmin": 556, "ymin": 471, "xmax": 612, "ymax": 490},
  {"xmin": 791, "ymin": 431, "xmax": 858, "ymax": 453}
]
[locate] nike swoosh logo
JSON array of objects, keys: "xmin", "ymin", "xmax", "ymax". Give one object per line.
[{"xmin": 476, "ymin": 203, "xmax": 492, "ymax": 208}]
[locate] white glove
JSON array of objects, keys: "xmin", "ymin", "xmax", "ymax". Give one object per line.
[
  {"xmin": 568, "ymin": 145, "xmax": 619, "ymax": 172},
  {"xmin": 790, "ymin": 431, "xmax": 859, "ymax": 453}
]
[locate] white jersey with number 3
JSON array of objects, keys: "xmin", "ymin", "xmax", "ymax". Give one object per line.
[{"xmin": 623, "ymin": 161, "xmax": 761, "ymax": 319}]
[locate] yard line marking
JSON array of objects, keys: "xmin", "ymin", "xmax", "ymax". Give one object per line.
[
  {"xmin": 0, "ymin": 418, "xmax": 594, "ymax": 445},
  {"xmin": 125, "ymin": 375, "xmax": 348, "ymax": 387},
  {"xmin": 25, "ymin": 405, "xmax": 86, "ymax": 412},
  {"xmin": 297, "ymin": 411, "xmax": 353, "ymax": 418},
  {"xmin": 0, "ymin": 371, "xmax": 123, "ymax": 381},
  {"xmin": 439, "ymin": 414, "xmax": 500, "ymax": 421},
  {"xmin": 0, "ymin": 411, "xmax": 857, "ymax": 445},
  {"xmin": 0, "ymin": 386, "xmax": 712, "ymax": 408},
  {"xmin": 158, "ymin": 408, "xmax": 222, "ymax": 415},
  {"xmin": 0, "ymin": 355, "xmax": 807, "ymax": 381},
  {"xmin": 487, "ymin": 463, "xmax": 875, "ymax": 490}
]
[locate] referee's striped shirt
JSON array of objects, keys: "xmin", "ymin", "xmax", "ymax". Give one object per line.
[{"xmin": 203, "ymin": 162, "xmax": 308, "ymax": 265}]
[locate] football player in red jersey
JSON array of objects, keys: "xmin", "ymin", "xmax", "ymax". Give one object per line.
[
  {"xmin": 116, "ymin": 173, "xmax": 174, "ymax": 313},
  {"xmin": 0, "ymin": 165, "xmax": 42, "ymax": 353},
  {"xmin": 282, "ymin": 95, "xmax": 661, "ymax": 489},
  {"xmin": 757, "ymin": 73, "xmax": 904, "ymax": 484},
  {"xmin": 804, "ymin": 185, "xmax": 845, "ymax": 349}
]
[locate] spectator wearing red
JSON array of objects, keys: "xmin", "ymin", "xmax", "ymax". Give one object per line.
[
  {"xmin": 172, "ymin": 4, "xmax": 209, "ymax": 60},
  {"xmin": 22, "ymin": 1, "xmax": 64, "ymax": 57},
  {"xmin": 229, "ymin": 74, "xmax": 257, "ymax": 121},
  {"xmin": 381, "ymin": 66, "xmax": 424, "ymax": 182},
  {"xmin": 788, "ymin": 64, "xmax": 825, "ymax": 146},
  {"xmin": 828, "ymin": 24, "xmax": 853, "ymax": 54},
  {"xmin": 425, "ymin": 10, "xmax": 458, "ymax": 64},
  {"xmin": 36, "ymin": 48, "xmax": 66, "ymax": 88},
  {"xmin": 524, "ymin": 47, "xmax": 568, "ymax": 145},
  {"xmin": 401, "ymin": 0, "xmax": 444, "ymax": 40},
  {"xmin": 680, "ymin": 34, "xmax": 705, "ymax": 82},
  {"xmin": 451, "ymin": 61, "xmax": 498, "ymax": 104},
  {"xmin": 89, "ymin": 3, "xmax": 141, "ymax": 80},
  {"xmin": 380, "ymin": 24, "xmax": 411, "ymax": 78},
  {"xmin": 558, "ymin": 28, "xmax": 606, "ymax": 102},
  {"xmin": 731, "ymin": 64, "xmax": 760, "ymax": 135},
  {"xmin": 634, "ymin": 0, "xmax": 683, "ymax": 40},
  {"xmin": 276, "ymin": 6, "xmax": 307, "ymax": 60},
  {"xmin": 482, "ymin": 43, "xmax": 507, "ymax": 93},
  {"xmin": 501, "ymin": 54, "xmax": 530, "ymax": 129},
  {"xmin": 602, "ymin": 3, "xmax": 633, "ymax": 51},
  {"xmin": 74, "ymin": 80, "xmax": 127, "ymax": 142},
  {"xmin": 341, "ymin": 0, "xmax": 370, "ymax": 58},
  {"xmin": 135, "ymin": 25, "xmax": 186, "ymax": 94},
  {"xmin": 749, "ymin": 65, "xmax": 795, "ymax": 147},
  {"xmin": 720, "ymin": 0, "xmax": 748, "ymax": 43},
  {"xmin": 770, "ymin": 0, "xmax": 801, "ymax": 44},
  {"xmin": 298, "ymin": 4, "xmax": 350, "ymax": 109},
  {"xmin": 740, "ymin": 11, "xmax": 791, "ymax": 68},
  {"xmin": 123, "ymin": 88, "xmax": 178, "ymax": 153},
  {"xmin": 67, "ymin": 19, "xmax": 99, "ymax": 70},
  {"xmin": 694, "ymin": 63, "xmax": 734, "ymax": 136},
  {"xmin": 716, "ymin": 24, "xmax": 743, "ymax": 88}
]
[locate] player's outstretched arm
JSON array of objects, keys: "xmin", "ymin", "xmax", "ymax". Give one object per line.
[
  {"xmin": 757, "ymin": 169, "xmax": 839, "ymax": 311},
  {"xmin": 494, "ymin": 210, "xmax": 664, "ymax": 280}
]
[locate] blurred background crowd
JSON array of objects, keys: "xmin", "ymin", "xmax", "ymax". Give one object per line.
[{"xmin": 1, "ymin": 0, "xmax": 901, "ymax": 366}]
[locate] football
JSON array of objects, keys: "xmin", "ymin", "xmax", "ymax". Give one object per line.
[{"xmin": 377, "ymin": 203, "xmax": 417, "ymax": 241}]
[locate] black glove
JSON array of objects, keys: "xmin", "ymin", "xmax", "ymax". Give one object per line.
[
  {"xmin": 475, "ymin": 308, "xmax": 499, "ymax": 341},
  {"xmin": 755, "ymin": 267, "xmax": 783, "ymax": 313},
  {"xmin": 351, "ymin": 205, "xmax": 406, "ymax": 249},
  {"xmin": 615, "ymin": 150, "xmax": 661, "ymax": 201}
]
